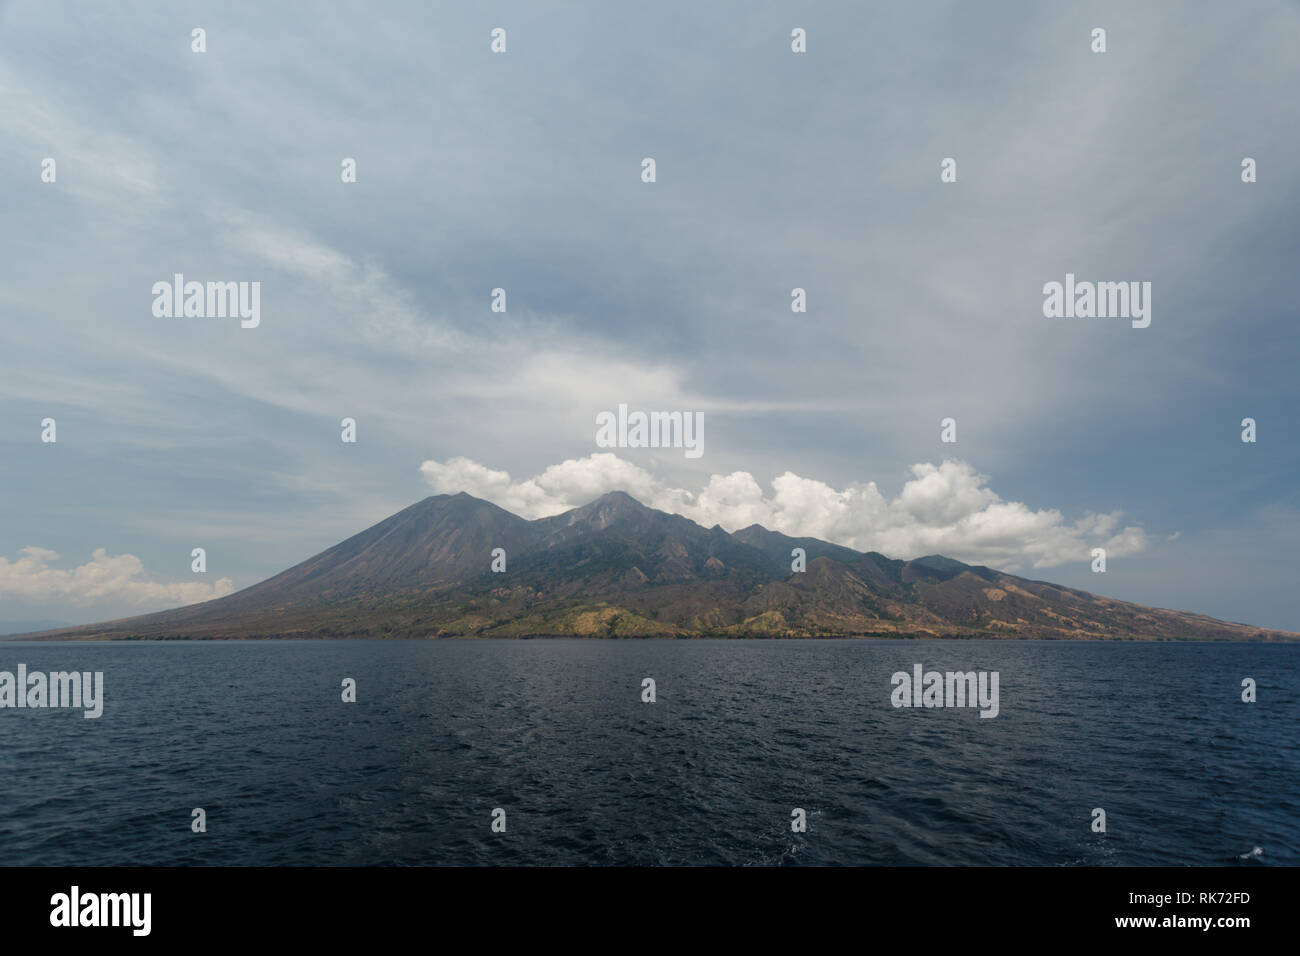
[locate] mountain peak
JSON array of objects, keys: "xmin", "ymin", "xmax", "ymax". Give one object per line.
[
  {"xmin": 588, "ymin": 490, "xmax": 644, "ymax": 507},
  {"xmin": 569, "ymin": 490, "xmax": 656, "ymax": 517},
  {"xmin": 912, "ymin": 554, "xmax": 969, "ymax": 570},
  {"xmin": 551, "ymin": 490, "xmax": 658, "ymax": 532}
]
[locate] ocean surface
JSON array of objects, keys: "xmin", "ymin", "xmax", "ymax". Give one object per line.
[{"xmin": 0, "ymin": 639, "xmax": 1294, "ymax": 866}]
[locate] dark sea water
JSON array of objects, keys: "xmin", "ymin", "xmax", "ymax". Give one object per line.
[{"xmin": 0, "ymin": 639, "xmax": 1294, "ymax": 866}]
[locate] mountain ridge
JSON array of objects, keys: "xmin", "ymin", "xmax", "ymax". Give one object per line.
[{"xmin": 13, "ymin": 491, "xmax": 1298, "ymax": 641}]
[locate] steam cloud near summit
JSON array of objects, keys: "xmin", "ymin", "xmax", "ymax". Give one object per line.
[{"xmin": 419, "ymin": 454, "xmax": 1148, "ymax": 571}]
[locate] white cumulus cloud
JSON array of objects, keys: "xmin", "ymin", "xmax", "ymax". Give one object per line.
[
  {"xmin": 0, "ymin": 547, "xmax": 235, "ymax": 609},
  {"xmin": 418, "ymin": 454, "xmax": 1148, "ymax": 571}
]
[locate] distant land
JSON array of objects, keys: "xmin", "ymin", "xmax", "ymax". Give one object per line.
[
  {"xmin": 13, "ymin": 492, "xmax": 1299, "ymax": 641},
  {"xmin": 0, "ymin": 620, "xmax": 69, "ymax": 637}
]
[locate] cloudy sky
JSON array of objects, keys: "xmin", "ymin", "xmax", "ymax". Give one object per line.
[{"xmin": 1, "ymin": 1, "xmax": 1297, "ymax": 630}]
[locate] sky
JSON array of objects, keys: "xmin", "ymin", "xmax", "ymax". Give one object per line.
[{"xmin": 1, "ymin": 1, "xmax": 1297, "ymax": 630}]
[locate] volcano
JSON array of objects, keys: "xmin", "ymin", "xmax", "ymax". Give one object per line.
[{"xmin": 14, "ymin": 492, "xmax": 1298, "ymax": 641}]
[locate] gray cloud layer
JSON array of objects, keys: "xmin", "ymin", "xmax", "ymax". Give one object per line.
[{"xmin": 1, "ymin": 1, "xmax": 1296, "ymax": 628}]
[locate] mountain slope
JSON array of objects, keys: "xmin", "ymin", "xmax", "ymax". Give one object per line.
[
  {"xmin": 14, "ymin": 492, "xmax": 1298, "ymax": 641},
  {"xmin": 222, "ymin": 492, "xmax": 537, "ymax": 605}
]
